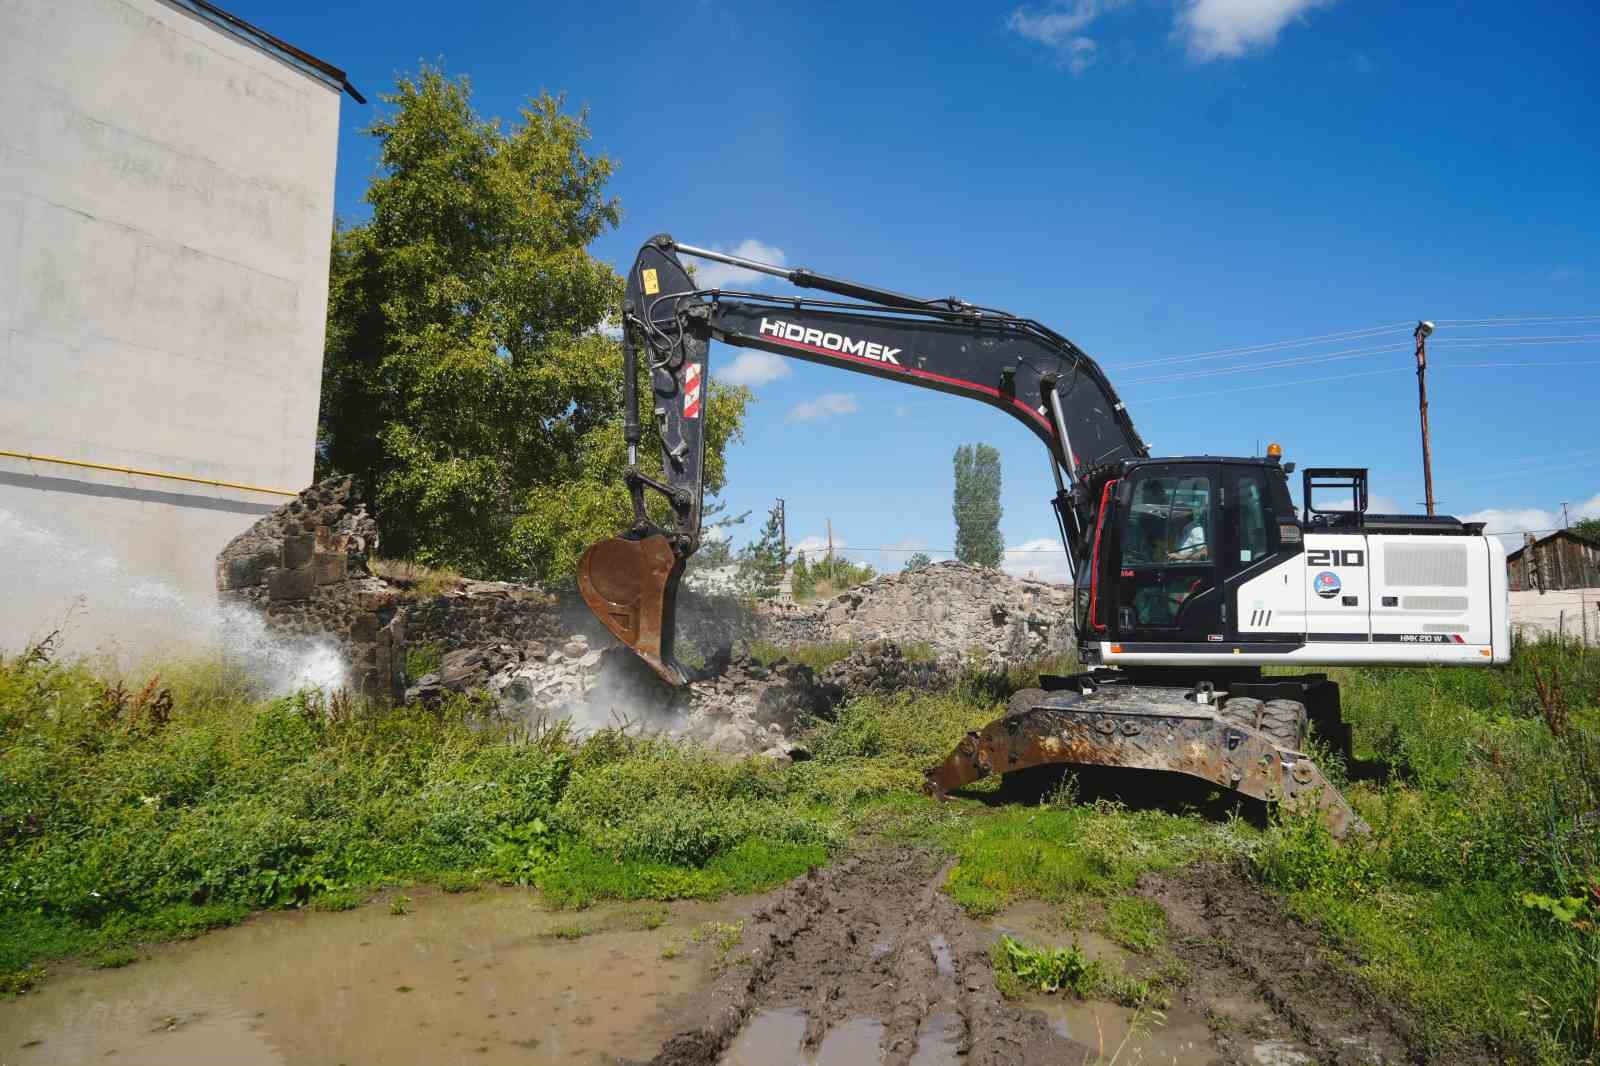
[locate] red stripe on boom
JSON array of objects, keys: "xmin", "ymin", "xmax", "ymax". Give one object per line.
[{"xmin": 756, "ymin": 335, "xmax": 1053, "ymax": 431}]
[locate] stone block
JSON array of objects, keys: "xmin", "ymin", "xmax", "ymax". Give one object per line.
[
  {"xmin": 267, "ymin": 566, "xmax": 316, "ymax": 601},
  {"xmin": 220, "ymin": 550, "xmax": 274, "ymax": 591},
  {"xmin": 282, "ymin": 533, "xmax": 315, "ymax": 570},
  {"xmin": 314, "ymin": 551, "xmax": 347, "ymax": 585},
  {"xmin": 350, "ymin": 613, "xmax": 379, "ymax": 641}
]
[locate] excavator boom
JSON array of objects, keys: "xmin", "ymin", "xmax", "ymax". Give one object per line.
[{"xmin": 579, "ymin": 234, "xmax": 1145, "ymax": 686}]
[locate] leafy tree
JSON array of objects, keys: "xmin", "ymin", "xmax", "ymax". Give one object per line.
[
  {"xmin": 953, "ymin": 443, "xmax": 1004, "ymax": 567},
  {"xmin": 903, "ymin": 551, "xmax": 933, "ymax": 572},
  {"xmin": 1573, "ymin": 516, "xmax": 1600, "ymax": 544},
  {"xmin": 318, "ymin": 67, "xmax": 747, "ymax": 581},
  {"xmin": 791, "ymin": 551, "xmax": 816, "ymax": 600},
  {"xmin": 737, "ymin": 502, "xmax": 789, "ymax": 599}
]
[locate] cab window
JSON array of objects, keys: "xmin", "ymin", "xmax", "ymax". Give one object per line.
[
  {"xmin": 1237, "ymin": 474, "xmax": 1269, "ymax": 564},
  {"xmin": 1121, "ymin": 475, "xmax": 1212, "ymax": 565}
]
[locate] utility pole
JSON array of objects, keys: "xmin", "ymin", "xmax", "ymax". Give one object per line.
[
  {"xmin": 1562, "ymin": 501, "xmax": 1571, "ymax": 529},
  {"xmin": 776, "ymin": 498, "xmax": 786, "ymax": 561},
  {"xmin": 1414, "ymin": 320, "xmax": 1436, "ymax": 517},
  {"xmin": 826, "ymin": 518, "xmax": 834, "ymax": 578}
]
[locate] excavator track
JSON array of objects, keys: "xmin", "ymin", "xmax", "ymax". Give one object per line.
[{"xmin": 924, "ymin": 682, "xmax": 1365, "ymax": 837}]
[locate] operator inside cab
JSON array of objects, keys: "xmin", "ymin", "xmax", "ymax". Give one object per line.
[{"xmin": 1168, "ymin": 509, "xmax": 1209, "ymax": 561}]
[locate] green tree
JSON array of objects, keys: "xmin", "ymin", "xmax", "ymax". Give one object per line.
[
  {"xmin": 1573, "ymin": 516, "xmax": 1600, "ymax": 544},
  {"xmin": 737, "ymin": 502, "xmax": 789, "ymax": 599},
  {"xmin": 791, "ymin": 551, "xmax": 816, "ymax": 601},
  {"xmin": 903, "ymin": 551, "xmax": 932, "ymax": 572},
  {"xmin": 953, "ymin": 443, "xmax": 1004, "ymax": 567},
  {"xmin": 318, "ymin": 67, "xmax": 747, "ymax": 581}
]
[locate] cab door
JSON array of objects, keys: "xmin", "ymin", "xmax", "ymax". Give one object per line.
[{"xmin": 1112, "ymin": 464, "xmax": 1222, "ymax": 643}]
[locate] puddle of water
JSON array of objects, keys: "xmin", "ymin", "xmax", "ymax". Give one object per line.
[
  {"xmin": 927, "ymin": 934, "xmax": 955, "ymax": 979},
  {"xmin": 1252, "ymin": 1039, "xmax": 1314, "ymax": 1065},
  {"xmin": 1033, "ymin": 999, "xmax": 1222, "ymax": 1066},
  {"xmin": 0, "ymin": 888, "xmax": 750, "ymax": 1066},
  {"xmin": 722, "ymin": 1007, "xmax": 808, "ymax": 1065},
  {"xmin": 814, "ymin": 1017, "xmax": 884, "ymax": 1066},
  {"xmin": 720, "ymin": 1011, "xmax": 885, "ymax": 1066},
  {"xmin": 986, "ymin": 901, "xmax": 1130, "ymax": 969},
  {"xmin": 907, "ymin": 1011, "xmax": 962, "ymax": 1066}
]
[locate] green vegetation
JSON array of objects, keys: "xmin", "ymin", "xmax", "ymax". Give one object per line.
[
  {"xmin": 369, "ymin": 559, "xmax": 466, "ymax": 599},
  {"xmin": 2, "ymin": 630, "xmax": 1591, "ymax": 1065},
  {"xmin": 790, "ymin": 551, "xmax": 877, "ymax": 602},
  {"xmin": 736, "ymin": 503, "xmax": 789, "ymax": 600},
  {"xmin": 1255, "ymin": 639, "xmax": 1600, "ymax": 1064},
  {"xmin": 902, "ymin": 551, "xmax": 933, "ymax": 572},
  {"xmin": 992, "ymin": 935, "xmax": 1153, "ymax": 1005},
  {"xmin": 953, "ymin": 442, "xmax": 1003, "ymax": 567},
  {"xmin": 318, "ymin": 66, "xmax": 747, "ymax": 580}
]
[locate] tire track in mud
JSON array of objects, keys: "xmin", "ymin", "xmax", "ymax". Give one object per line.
[
  {"xmin": 644, "ymin": 845, "xmax": 1095, "ymax": 1066},
  {"xmin": 1137, "ymin": 864, "xmax": 1495, "ymax": 1066}
]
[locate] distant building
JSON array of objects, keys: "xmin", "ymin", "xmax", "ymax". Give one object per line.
[
  {"xmin": 1508, "ymin": 529, "xmax": 1600, "ymax": 592},
  {"xmin": 0, "ymin": 0, "xmax": 359, "ymax": 651}
]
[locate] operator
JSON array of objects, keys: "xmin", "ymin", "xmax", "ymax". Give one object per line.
[{"xmin": 1168, "ymin": 512, "xmax": 1209, "ymax": 561}]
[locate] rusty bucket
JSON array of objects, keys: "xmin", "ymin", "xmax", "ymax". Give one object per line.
[{"xmin": 577, "ymin": 533, "xmax": 690, "ymax": 687}]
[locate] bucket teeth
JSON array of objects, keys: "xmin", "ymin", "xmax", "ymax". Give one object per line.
[{"xmin": 577, "ymin": 533, "xmax": 689, "ymax": 687}]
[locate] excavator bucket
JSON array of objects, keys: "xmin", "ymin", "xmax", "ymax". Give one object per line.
[{"xmin": 577, "ymin": 532, "xmax": 691, "ymax": 687}]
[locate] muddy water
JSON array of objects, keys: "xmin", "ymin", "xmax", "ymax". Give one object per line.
[{"xmin": 0, "ymin": 888, "xmax": 753, "ymax": 1066}]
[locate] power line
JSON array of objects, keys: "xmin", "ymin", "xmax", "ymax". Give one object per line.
[
  {"xmin": 1434, "ymin": 314, "xmax": 1600, "ymax": 325},
  {"xmin": 1108, "ymin": 322, "xmax": 1410, "ymax": 371}
]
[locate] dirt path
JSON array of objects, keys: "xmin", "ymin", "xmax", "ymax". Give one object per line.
[
  {"xmin": 644, "ymin": 847, "xmax": 1464, "ymax": 1066},
  {"xmin": 647, "ymin": 844, "xmax": 1093, "ymax": 1066},
  {"xmin": 1138, "ymin": 865, "xmax": 1486, "ymax": 1066}
]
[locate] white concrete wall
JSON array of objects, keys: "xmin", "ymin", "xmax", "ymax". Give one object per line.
[
  {"xmin": 1510, "ymin": 588, "xmax": 1600, "ymax": 646},
  {"xmin": 0, "ymin": 0, "xmax": 342, "ymax": 656}
]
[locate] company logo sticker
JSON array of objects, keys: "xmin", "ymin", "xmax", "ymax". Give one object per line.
[{"xmin": 1313, "ymin": 570, "xmax": 1342, "ymax": 599}]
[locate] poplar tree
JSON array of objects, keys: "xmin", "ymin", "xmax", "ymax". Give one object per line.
[{"xmin": 953, "ymin": 443, "xmax": 1004, "ymax": 568}]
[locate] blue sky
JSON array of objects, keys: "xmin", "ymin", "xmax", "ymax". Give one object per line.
[{"xmin": 245, "ymin": 0, "xmax": 1598, "ymax": 580}]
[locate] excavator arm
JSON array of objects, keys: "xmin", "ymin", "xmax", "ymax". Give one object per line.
[{"xmin": 579, "ymin": 234, "xmax": 1145, "ymax": 685}]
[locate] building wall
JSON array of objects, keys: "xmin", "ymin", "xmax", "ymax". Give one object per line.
[
  {"xmin": 1509, "ymin": 534, "xmax": 1600, "ymax": 592},
  {"xmin": 1510, "ymin": 588, "xmax": 1600, "ymax": 646},
  {"xmin": 0, "ymin": 0, "xmax": 342, "ymax": 656}
]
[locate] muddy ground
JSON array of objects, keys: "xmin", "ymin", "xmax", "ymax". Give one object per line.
[
  {"xmin": 1, "ymin": 844, "xmax": 1445, "ymax": 1066},
  {"xmin": 648, "ymin": 845, "xmax": 1429, "ymax": 1066}
]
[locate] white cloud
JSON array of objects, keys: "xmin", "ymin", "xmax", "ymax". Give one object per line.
[
  {"xmin": 1174, "ymin": 0, "xmax": 1333, "ymax": 61},
  {"xmin": 893, "ymin": 403, "xmax": 912, "ymax": 418},
  {"xmin": 1006, "ymin": 1, "xmax": 1126, "ymax": 73},
  {"xmin": 716, "ymin": 350, "xmax": 791, "ymax": 387},
  {"xmin": 1463, "ymin": 493, "xmax": 1600, "ymax": 547},
  {"xmin": 702, "ymin": 524, "xmax": 731, "ymax": 544},
  {"xmin": 787, "ymin": 392, "xmax": 861, "ymax": 422},
  {"xmin": 1002, "ymin": 536, "xmax": 1075, "ymax": 584},
  {"xmin": 793, "ymin": 534, "xmax": 844, "ymax": 559},
  {"xmin": 692, "ymin": 238, "xmax": 787, "ymax": 290}
]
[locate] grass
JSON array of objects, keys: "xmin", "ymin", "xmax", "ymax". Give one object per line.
[
  {"xmin": 747, "ymin": 640, "xmax": 859, "ymax": 672},
  {"xmin": 991, "ymin": 935, "xmax": 1154, "ymax": 1006},
  {"xmin": 369, "ymin": 558, "xmax": 467, "ymax": 598},
  {"xmin": 0, "ymin": 630, "xmax": 1591, "ymax": 1064}
]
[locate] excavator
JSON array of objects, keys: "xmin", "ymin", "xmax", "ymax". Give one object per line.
[{"xmin": 578, "ymin": 235, "xmax": 1511, "ymax": 834}]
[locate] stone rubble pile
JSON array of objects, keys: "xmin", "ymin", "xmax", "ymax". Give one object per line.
[
  {"xmin": 221, "ymin": 482, "xmax": 1077, "ymax": 758},
  {"xmin": 755, "ymin": 561, "xmax": 1075, "ymax": 667}
]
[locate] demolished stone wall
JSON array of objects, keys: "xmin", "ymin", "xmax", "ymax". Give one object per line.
[
  {"xmin": 755, "ymin": 562, "xmax": 1075, "ymax": 666},
  {"xmin": 216, "ymin": 477, "xmax": 405, "ymax": 700}
]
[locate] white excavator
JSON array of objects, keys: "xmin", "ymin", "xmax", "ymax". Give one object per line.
[{"xmin": 578, "ymin": 235, "xmax": 1511, "ymax": 834}]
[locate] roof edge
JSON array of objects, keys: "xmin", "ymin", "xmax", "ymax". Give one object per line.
[{"xmin": 166, "ymin": 0, "xmax": 365, "ymax": 103}]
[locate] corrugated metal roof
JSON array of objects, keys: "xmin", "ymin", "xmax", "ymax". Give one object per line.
[{"xmin": 167, "ymin": 0, "xmax": 365, "ymax": 103}]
